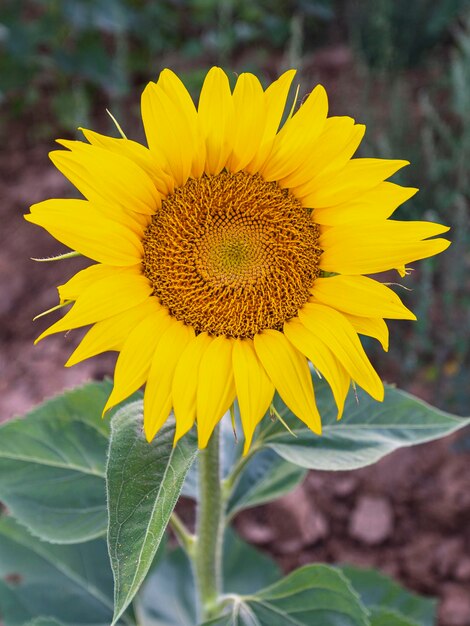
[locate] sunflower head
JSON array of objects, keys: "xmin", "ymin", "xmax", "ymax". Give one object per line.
[{"xmin": 26, "ymin": 67, "xmax": 450, "ymax": 452}]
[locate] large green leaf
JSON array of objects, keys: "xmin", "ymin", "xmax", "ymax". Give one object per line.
[
  {"xmin": 135, "ymin": 546, "xmax": 197, "ymax": 626},
  {"xmin": 0, "ymin": 516, "xmax": 126, "ymax": 626},
  {"xmin": 223, "ymin": 528, "xmax": 282, "ymax": 595},
  {"xmin": 136, "ymin": 528, "xmax": 281, "ymax": 626},
  {"xmin": 262, "ymin": 380, "xmax": 470, "ymax": 470},
  {"xmin": 201, "ymin": 564, "xmax": 370, "ymax": 625},
  {"xmin": 0, "ymin": 381, "xmax": 113, "ymax": 544},
  {"xmin": 107, "ymin": 401, "xmax": 198, "ymax": 625},
  {"xmin": 340, "ymin": 566, "xmax": 436, "ymax": 626},
  {"xmin": 369, "ymin": 609, "xmax": 420, "ymax": 626},
  {"xmin": 226, "ymin": 449, "xmax": 306, "ymax": 519}
]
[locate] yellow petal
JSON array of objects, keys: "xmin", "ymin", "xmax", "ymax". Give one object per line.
[
  {"xmin": 343, "ymin": 314, "xmax": 389, "ymax": 352},
  {"xmin": 319, "ymin": 220, "xmax": 451, "ymax": 274},
  {"xmin": 282, "ymin": 117, "xmax": 364, "ymax": 190},
  {"xmin": 254, "ymin": 329, "xmax": 322, "ymax": 434},
  {"xmin": 141, "ymin": 74, "xmax": 201, "ymax": 187},
  {"xmin": 26, "ymin": 199, "xmax": 144, "ymax": 266},
  {"xmin": 284, "ymin": 319, "xmax": 350, "ymax": 420},
  {"xmin": 49, "ymin": 144, "xmax": 160, "ymax": 214},
  {"xmin": 35, "ymin": 269, "xmax": 152, "ymax": 343},
  {"xmin": 197, "ymin": 336, "xmax": 236, "ymax": 448},
  {"xmin": 198, "ymin": 67, "xmax": 234, "ymax": 175},
  {"xmin": 172, "ymin": 332, "xmax": 212, "ymax": 444},
  {"xmin": 260, "ymin": 85, "xmax": 328, "ymax": 182},
  {"xmin": 66, "ymin": 300, "xmax": 157, "ymax": 367},
  {"xmin": 29, "ymin": 193, "xmax": 148, "ymax": 234},
  {"xmin": 245, "ymin": 69, "xmax": 296, "ymax": 174},
  {"xmin": 103, "ymin": 303, "xmax": 173, "ymax": 414},
  {"xmin": 232, "ymin": 338, "xmax": 275, "ymax": 454},
  {"xmin": 226, "ymin": 73, "xmax": 266, "ymax": 172},
  {"xmin": 299, "ymin": 303, "xmax": 384, "ymax": 401},
  {"xmin": 58, "ymin": 263, "xmax": 122, "ymax": 303},
  {"xmin": 56, "ymin": 193, "xmax": 150, "ymax": 231},
  {"xmin": 79, "ymin": 129, "xmax": 173, "ymax": 195},
  {"xmin": 311, "ymin": 275, "xmax": 416, "ymax": 319},
  {"xmin": 313, "ymin": 182, "xmax": 418, "ymax": 225},
  {"xmin": 144, "ymin": 319, "xmax": 195, "ymax": 442},
  {"xmin": 157, "ymin": 69, "xmax": 206, "ymax": 179},
  {"xmin": 298, "ymin": 158, "xmax": 410, "ymax": 208},
  {"xmin": 313, "ymin": 121, "xmax": 366, "ymax": 177}
]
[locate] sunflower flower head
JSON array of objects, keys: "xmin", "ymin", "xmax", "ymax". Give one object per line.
[{"xmin": 26, "ymin": 67, "xmax": 450, "ymax": 453}]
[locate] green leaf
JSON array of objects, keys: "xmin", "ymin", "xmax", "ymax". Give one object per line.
[
  {"xmin": 201, "ymin": 564, "xmax": 370, "ymax": 625},
  {"xmin": 340, "ymin": 566, "xmax": 436, "ymax": 626},
  {"xmin": 135, "ymin": 529, "xmax": 281, "ymax": 625},
  {"xmin": 0, "ymin": 381, "xmax": 112, "ymax": 544},
  {"xmin": 370, "ymin": 608, "xmax": 420, "ymax": 626},
  {"xmin": 223, "ymin": 527, "xmax": 282, "ymax": 595},
  {"xmin": 226, "ymin": 449, "xmax": 306, "ymax": 519},
  {"xmin": 135, "ymin": 546, "xmax": 197, "ymax": 626},
  {"xmin": 107, "ymin": 402, "xmax": 198, "ymax": 625},
  {"xmin": 263, "ymin": 380, "xmax": 470, "ymax": 470},
  {"xmin": 0, "ymin": 516, "xmax": 121, "ymax": 625}
]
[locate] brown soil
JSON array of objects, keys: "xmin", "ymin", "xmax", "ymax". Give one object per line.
[{"xmin": 1, "ymin": 125, "xmax": 469, "ymax": 626}]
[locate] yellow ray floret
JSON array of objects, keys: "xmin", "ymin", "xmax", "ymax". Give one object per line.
[
  {"xmin": 26, "ymin": 66, "xmax": 450, "ymax": 451},
  {"xmin": 196, "ymin": 336, "xmax": 237, "ymax": 448},
  {"xmin": 144, "ymin": 319, "xmax": 196, "ymax": 442},
  {"xmin": 232, "ymin": 339, "xmax": 275, "ymax": 454},
  {"xmin": 172, "ymin": 332, "xmax": 213, "ymax": 445}
]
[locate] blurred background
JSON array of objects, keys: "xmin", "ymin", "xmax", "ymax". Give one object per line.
[{"xmin": 1, "ymin": 1, "xmax": 469, "ymax": 624}]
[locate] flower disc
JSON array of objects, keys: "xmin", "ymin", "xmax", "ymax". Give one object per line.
[{"xmin": 142, "ymin": 171, "xmax": 321, "ymax": 338}]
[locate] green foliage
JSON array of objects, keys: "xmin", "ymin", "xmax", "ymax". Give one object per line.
[
  {"xmin": 0, "ymin": 381, "xmax": 111, "ymax": 544},
  {"xmin": 137, "ymin": 533, "xmax": 376, "ymax": 626},
  {"xmin": 106, "ymin": 401, "xmax": 198, "ymax": 625},
  {"xmin": 0, "ymin": 376, "xmax": 451, "ymax": 624},
  {"xmin": 182, "ymin": 421, "xmax": 307, "ymax": 517},
  {"xmin": 0, "ymin": 517, "xmax": 118, "ymax": 625},
  {"xmin": 348, "ymin": 0, "xmax": 466, "ymax": 70},
  {"xmin": 202, "ymin": 565, "xmax": 370, "ymax": 626},
  {"xmin": 135, "ymin": 546, "xmax": 198, "ymax": 626},
  {"xmin": 222, "ymin": 528, "xmax": 282, "ymax": 595},
  {"xmin": 256, "ymin": 379, "xmax": 470, "ymax": 470},
  {"xmin": 340, "ymin": 566, "xmax": 436, "ymax": 626},
  {"xmin": 369, "ymin": 610, "xmax": 421, "ymax": 626},
  {"xmin": 135, "ymin": 529, "xmax": 281, "ymax": 625},
  {"xmin": 226, "ymin": 449, "xmax": 306, "ymax": 518}
]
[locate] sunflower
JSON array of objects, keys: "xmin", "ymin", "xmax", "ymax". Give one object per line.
[{"xmin": 26, "ymin": 67, "xmax": 450, "ymax": 452}]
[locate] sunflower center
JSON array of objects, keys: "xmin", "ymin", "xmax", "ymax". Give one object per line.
[
  {"xmin": 196, "ymin": 215, "xmax": 271, "ymax": 287},
  {"xmin": 142, "ymin": 171, "xmax": 321, "ymax": 338}
]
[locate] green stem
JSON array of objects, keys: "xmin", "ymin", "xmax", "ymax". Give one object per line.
[
  {"xmin": 195, "ymin": 426, "xmax": 224, "ymax": 620},
  {"xmin": 222, "ymin": 444, "xmax": 259, "ymax": 504},
  {"xmin": 170, "ymin": 512, "xmax": 195, "ymax": 556},
  {"xmin": 222, "ymin": 403, "xmax": 283, "ymax": 502}
]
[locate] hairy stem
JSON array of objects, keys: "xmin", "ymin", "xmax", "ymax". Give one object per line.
[{"xmin": 194, "ymin": 426, "xmax": 224, "ymax": 620}]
